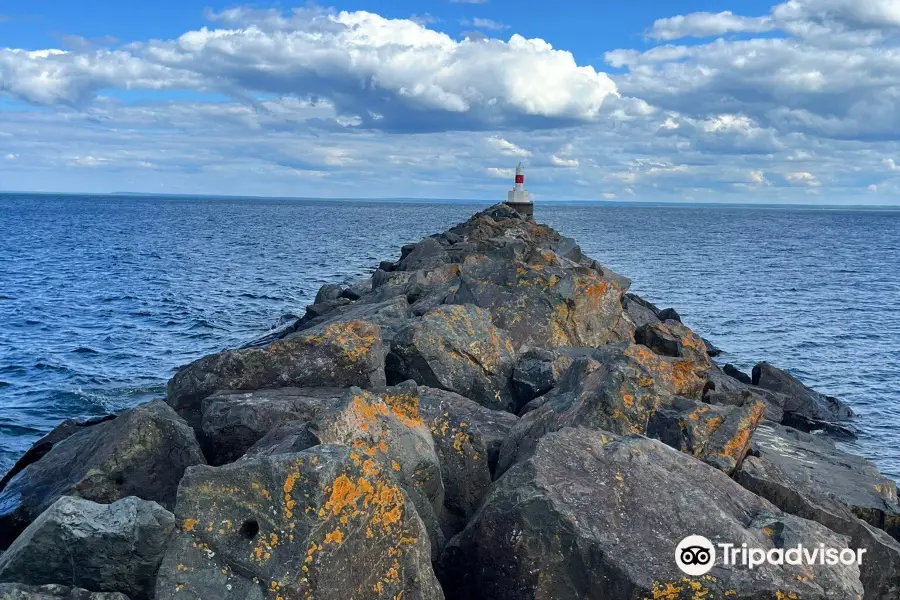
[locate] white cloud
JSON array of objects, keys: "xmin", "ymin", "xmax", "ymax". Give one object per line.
[
  {"xmin": 748, "ymin": 170, "xmax": 770, "ymax": 185},
  {"xmin": 486, "ymin": 167, "xmax": 515, "ymax": 178},
  {"xmin": 1, "ymin": 8, "xmax": 620, "ymax": 131},
  {"xmin": 486, "ymin": 136, "xmax": 531, "ymax": 157},
  {"xmin": 884, "ymin": 158, "xmax": 900, "ymax": 171},
  {"xmin": 602, "ymin": 192, "xmax": 616, "ymax": 199},
  {"xmin": 868, "ymin": 183, "xmax": 878, "ymax": 191},
  {"xmin": 784, "ymin": 171, "xmax": 820, "ymax": 185},
  {"xmin": 551, "ymin": 155, "xmax": 579, "ymax": 167},
  {"xmin": 3, "ymin": 153, "xmax": 16, "ymax": 160},
  {"xmin": 648, "ymin": 11, "xmax": 774, "ymax": 40}
]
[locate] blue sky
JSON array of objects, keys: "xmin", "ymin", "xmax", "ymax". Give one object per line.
[{"xmin": 3, "ymin": 0, "xmax": 900, "ymax": 204}]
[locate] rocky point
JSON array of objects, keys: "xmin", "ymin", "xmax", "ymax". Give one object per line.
[{"xmin": 0, "ymin": 204, "xmax": 894, "ymax": 599}]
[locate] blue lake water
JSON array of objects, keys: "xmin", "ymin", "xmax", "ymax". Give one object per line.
[{"xmin": 1, "ymin": 194, "xmax": 898, "ymax": 480}]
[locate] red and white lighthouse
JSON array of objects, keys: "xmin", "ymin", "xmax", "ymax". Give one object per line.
[{"xmin": 505, "ymin": 161, "xmax": 534, "ymax": 216}]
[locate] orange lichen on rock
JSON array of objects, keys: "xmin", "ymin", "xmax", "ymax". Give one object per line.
[{"xmin": 380, "ymin": 390, "xmax": 424, "ymax": 429}]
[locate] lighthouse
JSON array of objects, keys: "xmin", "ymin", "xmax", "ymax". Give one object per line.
[{"xmin": 504, "ymin": 162, "xmax": 534, "ymax": 217}]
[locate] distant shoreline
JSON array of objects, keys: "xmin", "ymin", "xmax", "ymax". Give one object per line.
[{"xmin": 3, "ymin": 190, "xmax": 900, "ymax": 211}]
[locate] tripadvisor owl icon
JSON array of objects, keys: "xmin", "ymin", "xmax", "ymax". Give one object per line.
[{"xmin": 676, "ymin": 535, "xmax": 716, "ymax": 576}]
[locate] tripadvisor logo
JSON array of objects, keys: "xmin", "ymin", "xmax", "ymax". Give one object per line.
[
  {"xmin": 676, "ymin": 535, "xmax": 716, "ymax": 576},
  {"xmin": 675, "ymin": 534, "xmax": 866, "ymax": 576}
]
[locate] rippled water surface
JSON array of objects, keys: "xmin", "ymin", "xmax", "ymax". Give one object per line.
[{"xmin": 1, "ymin": 194, "xmax": 898, "ymax": 480}]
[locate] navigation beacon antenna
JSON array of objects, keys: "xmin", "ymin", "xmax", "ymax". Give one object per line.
[{"xmin": 504, "ymin": 162, "xmax": 534, "ymax": 217}]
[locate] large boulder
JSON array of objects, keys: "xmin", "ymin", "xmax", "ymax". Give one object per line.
[
  {"xmin": 0, "ymin": 584, "xmax": 128, "ymax": 599},
  {"xmin": 0, "ymin": 400, "xmax": 204, "ymax": 549},
  {"xmin": 447, "ymin": 251, "xmax": 631, "ymax": 351},
  {"xmin": 290, "ymin": 296, "xmax": 411, "ymax": 344},
  {"xmin": 0, "ymin": 496, "xmax": 174, "ymax": 600},
  {"xmin": 167, "ymin": 320, "xmax": 387, "ymax": 429},
  {"xmin": 154, "ymin": 445, "xmax": 443, "ymax": 600},
  {"xmin": 646, "ymin": 395, "xmax": 766, "ymax": 474},
  {"xmin": 199, "ymin": 387, "xmax": 345, "ymax": 465},
  {"xmin": 417, "ymin": 387, "xmax": 518, "ymax": 476},
  {"xmin": 386, "ymin": 304, "xmax": 516, "ymax": 411},
  {"xmin": 736, "ymin": 422, "xmax": 900, "ymax": 598},
  {"xmin": 752, "ymin": 362, "xmax": 854, "ymax": 427},
  {"xmin": 0, "ymin": 415, "xmax": 116, "ymax": 492},
  {"xmin": 439, "ymin": 428, "xmax": 864, "ymax": 600},
  {"xmin": 497, "ymin": 343, "xmax": 710, "ymax": 476},
  {"xmin": 313, "ymin": 387, "xmax": 445, "ymax": 557}
]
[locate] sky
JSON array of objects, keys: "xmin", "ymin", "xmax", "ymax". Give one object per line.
[{"xmin": 2, "ymin": 0, "xmax": 900, "ymax": 204}]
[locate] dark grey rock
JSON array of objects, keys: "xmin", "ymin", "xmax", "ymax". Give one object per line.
[
  {"xmin": 0, "ymin": 584, "xmax": 129, "ymax": 599},
  {"xmin": 417, "ymin": 387, "xmax": 517, "ymax": 476},
  {"xmin": 0, "ymin": 400, "xmax": 204, "ymax": 549},
  {"xmin": 753, "ymin": 361, "xmax": 854, "ymax": 423},
  {"xmin": 702, "ymin": 336, "xmax": 723, "ymax": 356},
  {"xmin": 657, "ymin": 307, "xmax": 682, "ymax": 322},
  {"xmin": 724, "ymin": 363, "xmax": 752, "ymax": 384},
  {"xmin": 166, "ymin": 320, "xmax": 386, "ymax": 430},
  {"xmin": 736, "ymin": 422, "xmax": 900, "ymax": 599},
  {"xmin": 0, "ymin": 496, "xmax": 174, "ymax": 600},
  {"xmin": 154, "ymin": 446, "xmax": 443, "ymax": 600},
  {"xmin": 498, "ymin": 344, "xmax": 709, "ymax": 476},
  {"xmin": 199, "ymin": 387, "xmax": 345, "ymax": 465},
  {"xmin": 241, "ymin": 420, "xmax": 321, "ymax": 459},
  {"xmin": 646, "ymin": 394, "xmax": 765, "ymax": 474},
  {"xmin": 439, "ymin": 428, "xmax": 864, "ymax": 600},
  {"xmin": 386, "ymin": 304, "xmax": 516, "ymax": 412},
  {"xmin": 705, "ymin": 362, "xmax": 786, "ymax": 422},
  {"xmin": 622, "ymin": 293, "xmax": 661, "ymax": 329},
  {"xmin": 341, "ymin": 277, "xmax": 371, "ymax": 301},
  {"xmin": 0, "ymin": 415, "xmax": 116, "ymax": 494},
  {"xmin": 314, "ymin": 283, "xmax": 345, "ymax": 305}
]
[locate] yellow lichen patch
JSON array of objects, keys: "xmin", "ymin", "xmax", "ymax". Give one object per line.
[
  {"xmin": 623, "ymin": 394, "xmax": 634, "ymax": 409},
  {"xmin": 182, "ymin": 519, "xmax": 198, "ymax": 532},
  {"xmin": 309, "ymin": 320, "xmax": 378, "ymax": 363},
  {"xmin": 776, "ymin": 592, "xmax": 800, "ymax": 600},
  {"xmin": 391, "ymin": 460, "xmax": 401, "ymax": 472},
  {"xmin": 324, "ymin": 528, "xmax": 345, "ymax": 545}
]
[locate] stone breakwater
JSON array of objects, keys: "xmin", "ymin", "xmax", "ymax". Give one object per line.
[{"xmin": 0, "ymin": 203, "xmax": 897, "ymax": 600}]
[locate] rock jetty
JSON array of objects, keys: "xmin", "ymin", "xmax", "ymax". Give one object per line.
[{"xmin": 1, "ymin": 203, "xmax": 897, "ymax": 599}]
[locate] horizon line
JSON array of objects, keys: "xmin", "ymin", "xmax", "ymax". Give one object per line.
[{"xmin": 2, "ymin": 189, "xmax": 900, "ymax": 210}]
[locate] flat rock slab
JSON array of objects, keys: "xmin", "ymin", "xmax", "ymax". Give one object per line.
[
  {"xmin": 167, "ymin": 320, "xmax": 387, "ymax": 429},
  {"xmin": 0, "ymin": 584, "xmax": 129, "ymax": 599},
  {"xmin": 0, "ymin": 400, "xmax": 204, "ymax": 549},
  {"xmin": 154, "ymin": 445, "xmax": 443, "ymax": 600},
  {"xmin": 386, "ymin": 304, "xmax": 516, "ymax": 411},
  {"xmin": 0, "ymin": 496, "xmax": 174, "ymax": 600},
  {"xmin": 737, "ymin": 422, "xmax": 900, "ymax": 598},
  {"xmin": 439, "ymin": 428, "xmax": 864, "ymax": 600},
  {"xmin": 200, "ymin": 387, "xmax": 346, "ymax": 465}
]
